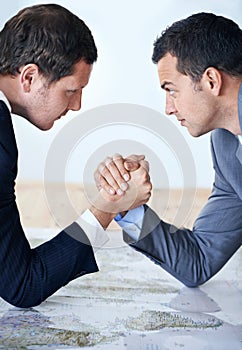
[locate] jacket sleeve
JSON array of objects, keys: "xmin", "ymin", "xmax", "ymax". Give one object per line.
[
  {"xmin": 123, "ymin": 131, "xmax": 242, "ymax": 287},
  {"xmin": 0, "ymin": 104, "xmax": 98, "ymax": 308},
  {"xmin": 1, "ymin": 207, "xmax": 98, "ymax": 308}
]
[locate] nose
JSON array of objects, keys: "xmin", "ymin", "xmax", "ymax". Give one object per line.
[
  {"xmin": 69, "ymin": 92, "xmax": 82, "ymax": 111},
  {"xmin": 165, "ymin": 93, "xmax": 177, "ymax": 116}
]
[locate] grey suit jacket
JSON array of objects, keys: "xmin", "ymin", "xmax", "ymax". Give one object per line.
[{"xmin": 124, "ymin": 87, "xmax": 242, "ymax": 287}]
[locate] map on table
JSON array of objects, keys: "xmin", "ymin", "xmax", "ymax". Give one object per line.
[{"xmin": 0, "ymin": 228, "xmax": 241, "ymax": 349}]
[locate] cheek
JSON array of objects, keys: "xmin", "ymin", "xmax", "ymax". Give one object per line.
[
  {"xmin": 47, "ymin": 94, "xmax": 68, "ymax": 112},
  {"xmin": 180, "ymin": 97, "xmax": 199, "ymax": 114},
  {"xmin": 175, "ymin": 98, "xmax": 189, "ymax": 114}
]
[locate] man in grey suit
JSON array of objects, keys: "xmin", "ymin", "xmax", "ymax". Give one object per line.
[{"xmin": 95, "ymin": 12, "xmax": 242, "ymax": 286}]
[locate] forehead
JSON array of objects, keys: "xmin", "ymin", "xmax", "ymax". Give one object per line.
[
  {"xmin": 157, "ymin": 53, "xmax": 181, "ymax": 86},
  {"xmin": 72, "ymin": 59, "xmax": 93, "ymax": 77}
]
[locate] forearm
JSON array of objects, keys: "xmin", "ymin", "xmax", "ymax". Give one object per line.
[
  {"xmin": 124, "ymin": 205, "xmax": 242, "ymax": 287},
  {"xmin": 89, "ymin": 205, "xmax": 116, "ymax": 229},
  {"xmin": 0, "ymin": 203, "xmax": 98, "ymax": 308},
  {"xmin": 123, "ymin": 206, "xmax": 202, "ymax": 287}
]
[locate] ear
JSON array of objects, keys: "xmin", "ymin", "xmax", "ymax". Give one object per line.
[
  {"xmin": 202, "ymin": 67, "xmax": 222, "ymax": 96},
  {"xmin": 19, "ymin": 64, "xmax": 40, "ymax": 93}
]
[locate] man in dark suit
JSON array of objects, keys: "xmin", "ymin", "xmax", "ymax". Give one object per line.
[
  {"xmin": 0, "ymin": 4, "xmax": 152, "ymax": 308},
  {"xmin": 95, "ymin": 12, "xmax": 242, "ymax": 286}
]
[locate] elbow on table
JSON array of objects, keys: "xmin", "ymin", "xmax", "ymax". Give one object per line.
[
  {"xmin": 2, "ymin": 292, "xmax": 44, "ymax": 309},
  {"xmin": 179, "ymin": 270, "xmax": 212, "ymax": 288},
  {"xmin": 182, "ymin": 279, "xmax": 206, "ymax": 288},
  {"xmin": 0, "ymin": 278, "xmax": 46, "ymax": 308}
]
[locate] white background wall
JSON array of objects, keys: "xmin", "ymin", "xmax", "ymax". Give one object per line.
[{"xmin": 1, "ymin": 0, "xmax": 242, "ymax": 188}]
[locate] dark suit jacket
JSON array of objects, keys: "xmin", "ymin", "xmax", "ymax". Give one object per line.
[
  {"xmin": 0, "ymin": 101, "xmax": 98, "ymax": 308},
  {"xmin": 124, "ymin": 88, "xmax": 242, "ymax": 287}
]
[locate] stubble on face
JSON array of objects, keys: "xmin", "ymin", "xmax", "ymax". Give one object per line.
[
  {"xmin": 157, "ymin": 54, "xmax": 220, "ymax": 138},
  {"xmin": 27, "ymin": 85, "xmax": 54, "ymax": 130}
]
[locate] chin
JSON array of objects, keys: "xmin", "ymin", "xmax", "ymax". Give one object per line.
[
  {"xmin": 35, "ymin": 122, "xmax": 54, "ymax": 131},
  {"xmin": 188, "ymin": 128, "xmax": 206, "ymax": 138},
  {"xmin": 188, "ymin": 130, "xmax": 205, "ymax": 137}
]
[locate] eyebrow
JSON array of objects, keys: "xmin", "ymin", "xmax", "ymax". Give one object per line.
[{"xmin": 161, "ymin": 81, "xmax": 175, "ymax": 90}]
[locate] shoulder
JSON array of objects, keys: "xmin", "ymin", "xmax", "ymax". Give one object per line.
[
  {"xmin": 0, "ymin": 102, "xmax": 18, "ymax": 179},
  {"xmin": 0, "ymin": 101, "xmax": 17, "ymax": 154},
  {"xmin": 211, "ymin": 128, "xmax": 238, "ymax": 155}
]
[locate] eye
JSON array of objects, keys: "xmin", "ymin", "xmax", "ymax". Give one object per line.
[
  {"xmin": 167, "ymin": 89, "xmax": 177, "ymax": 98},
  {"xmin": 67, "ymin": 89, "xmax": 78, "ymax": 94}
]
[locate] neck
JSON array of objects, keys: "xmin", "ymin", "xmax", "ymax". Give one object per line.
[{"xmin": 217, "ymin": 77, "xmax": 242, "ymax": 135}]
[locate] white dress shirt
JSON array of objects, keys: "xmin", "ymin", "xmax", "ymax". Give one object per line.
[
  {"xmin": 76, "ymin": 205, "xmax": 144, "ymax": 248},
  {"xmin": 75, "ymin": 210, "xmax": 110, "ymax": 251}
]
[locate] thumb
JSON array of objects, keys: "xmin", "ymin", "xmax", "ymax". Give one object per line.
[{"xmin": 124, "ymin": 160, "xmax": 140, "ymax": 171}]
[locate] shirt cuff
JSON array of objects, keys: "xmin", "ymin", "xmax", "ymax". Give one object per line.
[
  {"xmin": 114, "ymin": 206, "xmax": 144, "ymax": 241},
  {"xmin": 75, "ymin": 209, "xmax": 109, "ymax": 251}
]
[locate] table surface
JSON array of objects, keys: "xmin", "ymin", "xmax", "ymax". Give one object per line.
[{"xmin": 0, "ymin": 226, "xmax": 241, "ymax": 350}]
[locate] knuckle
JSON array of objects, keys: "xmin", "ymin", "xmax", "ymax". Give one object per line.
[
  {"xmin": 94, "ymin": 170, "xmax": 99, "ymax": 181},
  {"xmin": 98, "ymin": 162, "xmax": 106, "ymax": 174},
  {"xmin": 104, "ymin": 184, "xmax": 111, "ymax": 192},
  {"xmin": 112, "ymin": 153, "xmax": 123, "ymax": 160},
  {"xmin": 138, "ymin": 167, "xmax": 145, "ymax": 176},
  {"xmin": 114, "ymin": 159, "xmax": 125, "ymax": 173},
  {"xmin": 106, "ymin": 160, "xmax": 115, "ymax": 169},
  {"xmin": 141, "ymin": 160, "xmax": 149, "ymax": 172},
  {"xmin": 102, "ymin": 167, "xmax": 109, "ymax": 177},
  {"xmin": 94, "ymin": 174, "xmax": 103, "ymax": 187},
  {"xmin": 97, "ymin": 183, "xmax": 102, "ymax": 191},
  {"xmin": 110, "ymin": 182, "xmax": 119, "ymax": 190},
  {"xmin": 104, "ymin": 157, "xmax": 113, "ymax": 167}
]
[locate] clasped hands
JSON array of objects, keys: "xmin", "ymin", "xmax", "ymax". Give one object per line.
[{"xmin": 90, "ymin": 154, "xmax": 152, "ymax": 227}]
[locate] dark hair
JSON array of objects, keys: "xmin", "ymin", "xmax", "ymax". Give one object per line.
[
  {"xmin": 152, "ymin": 12, "xmax": 242, "ymax": 82},
  {"xmin": 0, "ymin": 3, "xmax": 97, "ymax": 83}
]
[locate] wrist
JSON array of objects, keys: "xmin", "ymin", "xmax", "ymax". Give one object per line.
[{"xmin": 90, "ymin": 205, "xmax": 116, "ymax": 229}]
